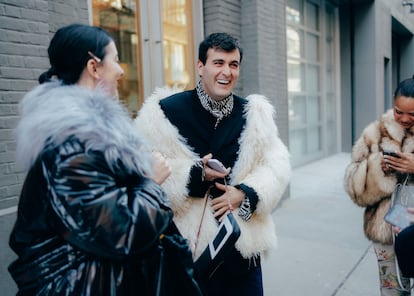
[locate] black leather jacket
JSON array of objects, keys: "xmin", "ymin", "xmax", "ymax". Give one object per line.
[{"xmin": 9, "ymin": 138, "xmax": 173, "ymax": 295}]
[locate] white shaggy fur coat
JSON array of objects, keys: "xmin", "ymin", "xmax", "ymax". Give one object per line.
[
  {"xmin": 134, "ymin": 87, "xmax": 291, "ymax": 259},
  {"xmin": 344, "ymin": 110, "xmax": 414, "ymax": 244}
]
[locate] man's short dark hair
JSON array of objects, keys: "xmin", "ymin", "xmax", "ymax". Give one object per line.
[{"xmin": 198, "ymin": 32, "xmax": 243, "ymax": 65}]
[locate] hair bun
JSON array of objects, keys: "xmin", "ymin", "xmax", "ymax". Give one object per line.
[{"xmin": 38, "ymin": 67, "xmax": 57, "ymax": 84}]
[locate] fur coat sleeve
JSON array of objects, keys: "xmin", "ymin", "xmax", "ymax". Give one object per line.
[
  {"xmin": 134, "ymin": 87, "xmax": 291, "ymax": 259},
  {"xmin": 344, "ymin": 120, "xmax": 397, "ymax": 207}
]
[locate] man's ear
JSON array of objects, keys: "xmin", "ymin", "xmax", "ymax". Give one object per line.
[
  {"xmin": 86, "ymin": 59, "xmax": 100, "ymax": 79},
  {"xmin": 197, "ymin": 59, "xmax": 204, "ymax": 76}
]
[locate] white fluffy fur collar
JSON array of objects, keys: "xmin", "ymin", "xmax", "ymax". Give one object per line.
[{"xmin": 15, "ymin": 81, "xmax": 151, "ymax": 175}]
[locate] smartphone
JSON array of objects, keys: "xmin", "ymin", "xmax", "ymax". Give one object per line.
[
  {"xmin": 382, "ymin": 149, "xmax": 401, "ymax": 158},
  {"xmin": 385, "ymin": 204, "xmax": 411, "ymax": 229},
  {"xmin": 207, "ymin": 159, "xmax": 227, "ymax": 173}
]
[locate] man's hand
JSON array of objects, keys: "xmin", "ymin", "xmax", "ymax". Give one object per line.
[
  {"xmin": 201, "ymin": 153, "xmax": 231, "ymax": 181},
  {"xmin": 210, "ymin": 183, "xmax": 244, "ymax": 221}
]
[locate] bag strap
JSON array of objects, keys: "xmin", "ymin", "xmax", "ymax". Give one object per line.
[
  {"xmin": 391, "ymin": 174, "xmax": 410, "ymax": 207},
  {"xmin": 193, "ymin": 178, "xmax": 231, "ymax": 259},
  {"xmin": 402, "ymin": 174, "xmax": 410, "ymax": 186},
  {"xmin": 193, "ymin": 187, "xmax": 211, "ymax": 259}
]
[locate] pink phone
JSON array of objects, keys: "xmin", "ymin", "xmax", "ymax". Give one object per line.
[{"xmin": 207, "ymin": 159, "xmax": 227, "ymax": 173}]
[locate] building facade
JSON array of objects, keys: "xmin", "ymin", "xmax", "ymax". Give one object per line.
[{"xmin": 1, "ymin": 0, "xmax": 414, "ymax": 292}]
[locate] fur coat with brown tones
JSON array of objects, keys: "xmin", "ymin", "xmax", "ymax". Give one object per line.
[
  {"xmin": 344, "ymin": 109, "xmax": 414, "ymax": 244},
  {"xmin": 134, "ymin": 87, "xmax": 291, "ymax": 259}
]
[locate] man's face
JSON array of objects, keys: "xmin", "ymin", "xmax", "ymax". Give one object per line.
[{"xmin": 197, "ymin": 47, "xmax": 240, "ymax": 101}]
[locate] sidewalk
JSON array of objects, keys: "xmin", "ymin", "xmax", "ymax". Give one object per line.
[{"xmin": 262, "ymin": 153, "xmax": 380, "ymax": 296}]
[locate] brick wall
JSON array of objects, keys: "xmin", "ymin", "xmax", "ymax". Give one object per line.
[
  {"xmin": 203, "ymin": 0, "xmax": 243, "ymax": 95},
  {"xmin": 0, "ymin": 0, "xmax": 49, "ymax": 210},
  {"xmin": 203, "ymin": 0, "xmax": 289, "ymax": 146},
  {"xmin": 0, "ymin": 1, "xmax": 89, "ymax": 293},
  {"xmin": 0, "ymin": 0, "xmax": 88, "ymax": 210},
  {"xmin": 48, "ymin": 0, "xmax": 89, "ymax": 34}
]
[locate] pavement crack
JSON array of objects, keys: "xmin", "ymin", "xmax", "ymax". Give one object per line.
[{"xmin": 331, "ymin": 243, "xmax": 372, "ymax": 296}]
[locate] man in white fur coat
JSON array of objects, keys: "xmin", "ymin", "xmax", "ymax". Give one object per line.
[{"xmin": 134, "ymin": 32, "xmax": 291, "ymax": 296}]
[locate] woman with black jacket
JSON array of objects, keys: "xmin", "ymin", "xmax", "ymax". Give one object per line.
[{"xmin": 8, "ymin": 24, "xmax": 200, "ymax": 296}]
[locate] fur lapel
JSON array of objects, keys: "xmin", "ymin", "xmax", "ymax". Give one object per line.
[{"xmin": 16, "ymin": 82, "xmax": 151, "ymax": 175}]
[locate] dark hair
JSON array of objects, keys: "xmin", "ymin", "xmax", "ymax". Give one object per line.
[
  {"xmin": 198, "ymin": 32, "xmax": 243, "ymax": 65},
  {"xmin": 394, "ymin": 76, "xmax": 414, "ymax": 100},
  {"xmin": 38, "ymin": 24, "xmax": 113, "ymax": 85}
]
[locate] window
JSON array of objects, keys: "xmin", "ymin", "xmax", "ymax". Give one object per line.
[
  {"xmin": 92, "ymin": 0, "xmax": 143, "ymax": 117},
  {"xmin": 162, "ymin": 0, "xmax": 195, "ymax": 89},
  {"xmin": 286, "ymin": 0, "xmax": 339, "ymax": 166},
  {"xmin": 91, "ymin": 0, "xmax": 197, "ymax": 117}
]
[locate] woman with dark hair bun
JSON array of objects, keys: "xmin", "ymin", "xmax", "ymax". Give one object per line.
[
  {"xmin": 8, "ymin": 23, "xmax": 201, "ymax": 296},
  {"xmin": 37, "ymin": 24, "xmax": 119, "ymax": 94},
  {"xmin": 345, "ymin": 77, "xmax": 414, "ymax": 296}
]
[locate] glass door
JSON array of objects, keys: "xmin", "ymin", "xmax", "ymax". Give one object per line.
[
  {"xmin": 92, "ymin": 0, "xmax": 143, "ymax": 117},
  {"xmin": 162, "ymin": 0, "xmax": 195, "ymax": 89},
  {"xmin": 91, "ymin": 0, "xmax": 197, "ymax": 117}
]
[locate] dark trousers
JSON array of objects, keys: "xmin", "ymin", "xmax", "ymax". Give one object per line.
[{"xmin": 197, "ymin": 247, "xmax": 263, "ymax": 296}]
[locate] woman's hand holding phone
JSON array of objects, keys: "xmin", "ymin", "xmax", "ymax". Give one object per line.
[
  {"xmin": 382, "ymin": 150, "xmax": 414, "ymax": 174},
  {"xmin": 382, "ymin": 150, "xmax": 401, "ymax": 173}
]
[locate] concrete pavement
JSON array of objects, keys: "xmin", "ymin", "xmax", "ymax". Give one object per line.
[
  {"xmin": 1, "ymin": 208, "xmax": 17, "ymax": 296},
  {"xmin": 262, "ymin": 153, "xmax": 380, "ymax": 296}
]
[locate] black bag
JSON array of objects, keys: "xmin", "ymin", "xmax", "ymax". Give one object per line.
[
  {"xmin": 194, "ymin": 212, "xmax": 241, "ymax": 279},
  {"xmin": 154, "ymin": 224, "xmax": 202, "ymax": 296},
  {"xmin": 386, "ymin": 174, "xmax": 414, "ymax": 289},
  {"xmin": 395, "ymin": 224, "xmax": 414, "ymax": 278}
]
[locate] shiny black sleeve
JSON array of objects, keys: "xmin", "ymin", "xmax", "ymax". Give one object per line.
[{"xmin": 43, "ymin": 141, "xmax": 173, "ymax": 259}]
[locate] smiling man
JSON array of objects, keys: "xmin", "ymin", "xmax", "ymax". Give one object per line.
[{"xmin": 135, "ymin": 32, "xmax": 291, "ymax": 296}]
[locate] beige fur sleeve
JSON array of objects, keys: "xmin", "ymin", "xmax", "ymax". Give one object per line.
[{"xmin": 344, "ymin": 122, "xmax": 397, "ymax": 207}]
